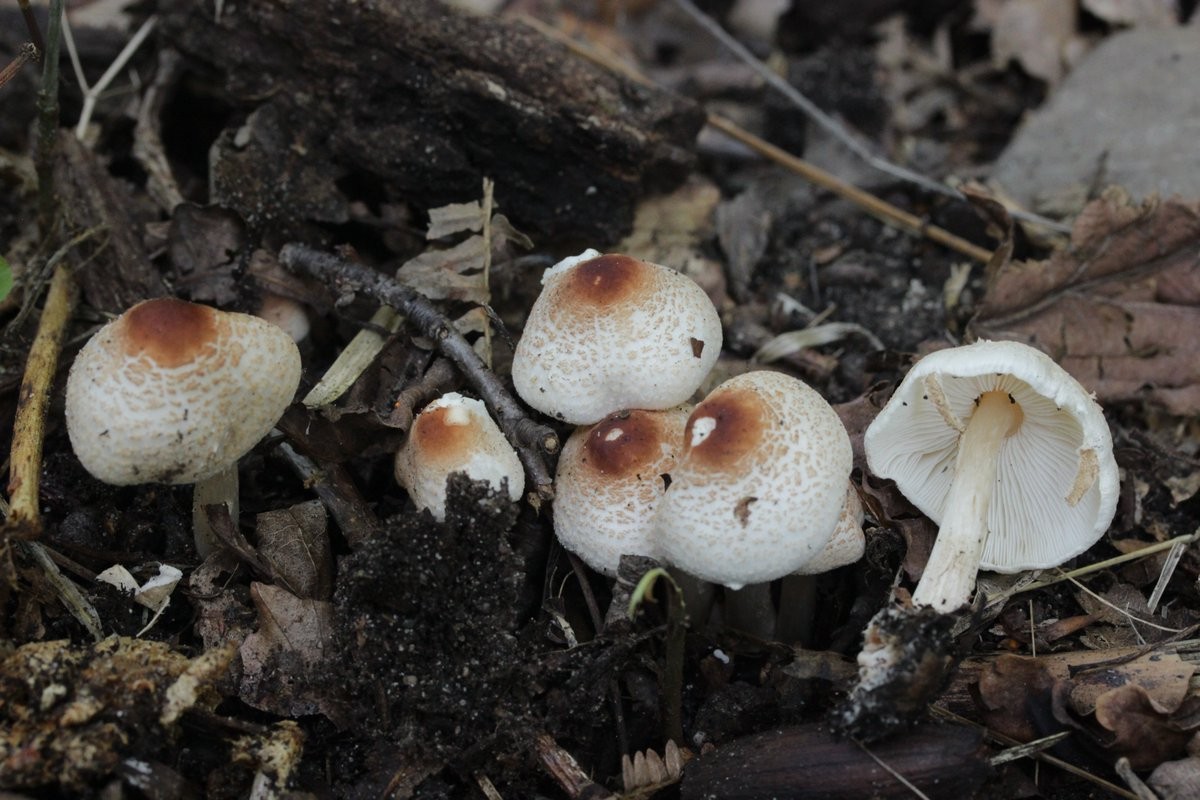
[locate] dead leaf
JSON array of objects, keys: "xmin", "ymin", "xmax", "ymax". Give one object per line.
[
  {"xmin": 256, "ymin": 501, "xmax": 334, "ymax": 601},
  {"xmin": 166, "ymin": 203, "xmax": 244, "ymax": 305},
  {"xmin": 619, "ymin": 176, "xmax": 728, "ymax": 308},
  {"xmin": 972, "ymin": 189, "xmax": 1200, "ymax": 415},
  {"xmin": 1069, "ymin": 649, "xmax": 1195, "ymax": 716},
  {"xmin": 1093, "ymin": 684, "xmax": 1195, "ymax": 769},
  {"xmin": 426, "ymin": 199, "xmax": 486, "ymax": 239},
  {"xmin": 239, "ymin": 582, "xmax": 343, "ymax": 721},
  {"xmin": 1082, "ymin": 0, "xmax": 1179, "ymax": 27},
  {"xmin": 985, "ymin": 0, "xmax": 1086, "ymax": 85},
  {"xmin": 973, "ymin": 654, "xmax": 1059, "ymax": 742},
  {"xmin": 1150, "ymin": 755, "xmax": 1200, "ymax": 800}
]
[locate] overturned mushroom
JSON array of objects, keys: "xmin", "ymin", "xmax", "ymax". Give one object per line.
[{"xmin": 864, "ymin": 339, "xmax": 1119, "ymax": 612}]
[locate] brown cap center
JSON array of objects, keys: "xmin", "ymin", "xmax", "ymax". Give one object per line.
[
  {"xmin": 560, "ymin": 254, "xmax": 650, "ymax": 309},
  {"xmin": 683, "ymin": 387, "xmax": 766, "ymax": 471},
  {"xmin": 121, "ymin": 298, "xmax": 220, "ymax": 369},
  {"xmin": 583, "ymin": 411, "xmax": 667, "ymax": 477}
]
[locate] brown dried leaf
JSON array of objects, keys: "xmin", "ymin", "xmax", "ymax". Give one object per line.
[
  {"xmin": 1151, "ymin": 755, "xmax": 1200, "ymax": 800},
  {"xmin": 255, "ymin": 501, "xmax": 334, "ymax": 601},
  {"xmin": 1093, "ymin": 684, "xmax": 1194, "ymax": 769},
  {"xmin": 972, "ymin": 189, "xmax": 1200, "ymax": 415},
  {"xmin": 973, "ymin": 654, "xmax": 1059, "ymax": 742},
  {"xmin": 239, "ymin": 582, "xmax": 344, "ymax": 721},
  {"xmin": 166, "ymin": 203, "xmax": 244, "ymax": 305},
  {"xmin": 1069, "ymin": 649, "xmax": 1195, "ymax": 716},
  {"xmin": 986, "ymin": 0, "xmax": 1085, "ymax": 85}
]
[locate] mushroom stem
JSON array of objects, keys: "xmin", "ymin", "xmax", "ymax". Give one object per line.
[
  {"xmin": 724, "ymin": 583, "xmax": 776, "ymax": 639},
  {"xmin": 911, "ymin": 391, "xmax": 1022, "ymax": 612},
  {"xmin": 775, "ymin": 573, "xmax": 818, "ymax": 644},
  {"xmin": 192, "ymin": 463, "xmax": 239, "ymax": 557}
]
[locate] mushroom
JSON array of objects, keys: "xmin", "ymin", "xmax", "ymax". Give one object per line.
[
  {"xmin": 864, "ymin": 339, "xmax": 1119, "ymax": 612},
  {"xmin": 553, "ymin": 406, "xmax": 691, "ymax": 576},
  {"xmin": 511, "ymin": 250, "xmax": 722, "ymax": 425},
  {"xmin": 654, "ymin": 370, "xmax": 853, "ymax": 591},
  {"xmin": 65, "ymin": 297, "xmax": 302, "ymax": 555},
  {"xmin": 394, "ymin": 392, "xmax": 524, "ymax": 521}
]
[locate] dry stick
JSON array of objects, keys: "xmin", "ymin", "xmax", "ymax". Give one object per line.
[
  {"xmin": 522, "ymin": 16, "xmax": 995, "ymax": 265},
  {"xmin": 0, "ymin": 42, "xmax": 39, "ymax": 92},
  {"xmin": 34, "ymin": 0, "xmax": 64, "ymax": 233},
  {"xmin": 18, "ymin": 0, "xmax": 44, "ymax": 54},
  {"xmin": 278, "ymin": 244, "xmax": 559, "ymax": 499},
  {"xmin": 668, "ymin": 0, "xmax": 1070, "ymax": 235},
  {"xmin": 930, "ymin": 706, "xmax": 1139, "ymax": 800},
  {"xmin": 6, "ymin": 263, "xmax": 77, "ymax": 538},
  {"xmin": 132, "ymin": 49, "xmax": 185, "ymax": 212}
]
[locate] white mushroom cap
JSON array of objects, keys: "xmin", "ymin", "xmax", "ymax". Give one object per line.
[
  {"xmin": 65, "ymin": 298, "xmax": 302, "ymax": 486},
  {"xmin": 864, "ymin": 339, "xmax": 1118, "ymax": 572},
  {"xmin": 553, "ymin": 406, "xmax": 691, "ymax": 576},
  {"xmin": 794, "ymin": 483, "xmax": 865, "ymax": 575},
  {"xmin": 394, "ymin": 392, "xmax": 524, "ymax": 521},
  {"xmin": 511, "ymin": 250, "xmax": 723, "ymax": 425},
  {"xmin": 653, "ymin": 370, "xmax": 853, "ymax": 589}
]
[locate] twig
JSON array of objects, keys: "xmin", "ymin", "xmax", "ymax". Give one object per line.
[
  {"xmin": 986, "ymin": 528, "xmax": 1200, "ymax": 611},
  {"xmin": 132, "ymin": 49, "xmax": 185, "ymax": 211},
  {"xmin": 851, "ymin": 739, "xmax": 932, "ymax": 800},
  {"xmin": 18, "ymin": 0, "xmax": 44, "ymax": 54},
  {"xmin": 1066, "ymin": 574, "xmax": 1186, "ymax": 634},
  {"xmin": 930, "ymin": 706, "xmax": 1139, "ymax": 800},
  {"xmin": 534, "ymin": 733, "xmax": 618, "ymax": 800},
  {"xmin": 0, "ymin": 42, "xmax": 39, "ymax": 93},
  {"xmin": 71, "ymin": 15, "xmax": 158, "ymax": 140},
  {"xmin": 5, "ymin": 262, "xmax": 77, "ymax": 538},
  {"xmin": 520, "ymin": 15, "xmax": 994, "ymax": 265},
  {"xmin": 278, "ymin": 244, "xmax": 558, "ymax": 500},
  {"xmin": 35, "ymin": 0, "xmax": 64, "ymax": 233},
  {"xmin": 668, "ymin": 0, "xmax": 1070, "ymax": 234},
  {"xmin": 16, "ymin": 540, "xmax": 103, "ymax": 641},
  {"xmin": 275, "ymin": 439, "xmax": 382, "ymax": 547}
]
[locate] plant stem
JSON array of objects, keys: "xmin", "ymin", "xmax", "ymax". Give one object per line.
[
  {"xmin": 35, "ymin": 0, "xmax": 64, "ymax": 235},
  {"xmin": 5, "ymin": 261, "xmax": 76, "ymax": 538}
]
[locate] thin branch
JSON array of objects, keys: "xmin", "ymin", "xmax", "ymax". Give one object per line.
[
  {"xmin": 278, "ymin": 244, "xmax": 559, "ymax": 500},
  {"xmin": 668, "ymin": 0, "xmax": 1070, "ymax": 234},
  {"xmin": 520, "ymin": 15, "xmax": 995, "ymax": 265},
  {"xmin": 35, "ymin": 0, "xmax": 65, "ymax": 233},
  {"xmin": 18, "ymin": 0, "xmax": 44, "ymax": 54},
  {"xmin": 132, "ymin": 49, "xmax": 185, "ymax": 211},
  {"xmin": 0, "ymin": 42, "xmax": 39, "ymax": 93},
  {"xmin": 73, "ymin": 15, "xmax": 158, "ymax": 140},
  {"xmin": 5, "ymin": 261, "xmax": 77, "ymax": 539}
]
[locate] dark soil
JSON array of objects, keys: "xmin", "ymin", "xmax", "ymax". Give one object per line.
[{"xmin": 1, "ymin": 2, "xmax": 1198, "ymax": 799}]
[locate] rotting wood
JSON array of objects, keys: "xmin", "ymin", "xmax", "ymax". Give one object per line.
[{"xmin": 157, "ymin": 0, "xmax": 704, "ymax": 243}]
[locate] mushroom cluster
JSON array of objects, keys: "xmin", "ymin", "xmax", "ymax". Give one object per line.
[{"xmin": 509, "ymin": 250, "xmax": 863, "ymax": 638}]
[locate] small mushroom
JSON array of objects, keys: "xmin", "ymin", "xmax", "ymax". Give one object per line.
[
  {"xmin": 65, "ymin": 298, "xmax": 303, "ymax": 556},
  {"xmin": 394, "ymin": 392, "xmax": 524, "ymax": 521},
  {"xmin": 552, "ymin": 406, "xmax": 691, "ymax": 576},
  {"xmin": 864, "ymin": 339, "xmax": 1119, "ymax": 612},
  {"xmin": 511, "ymin": 250, "xmax": 722, "ymax": 425},
  {"xmin": 654, "ymin": 370, "xmax": 853, "ymax": 590}
]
